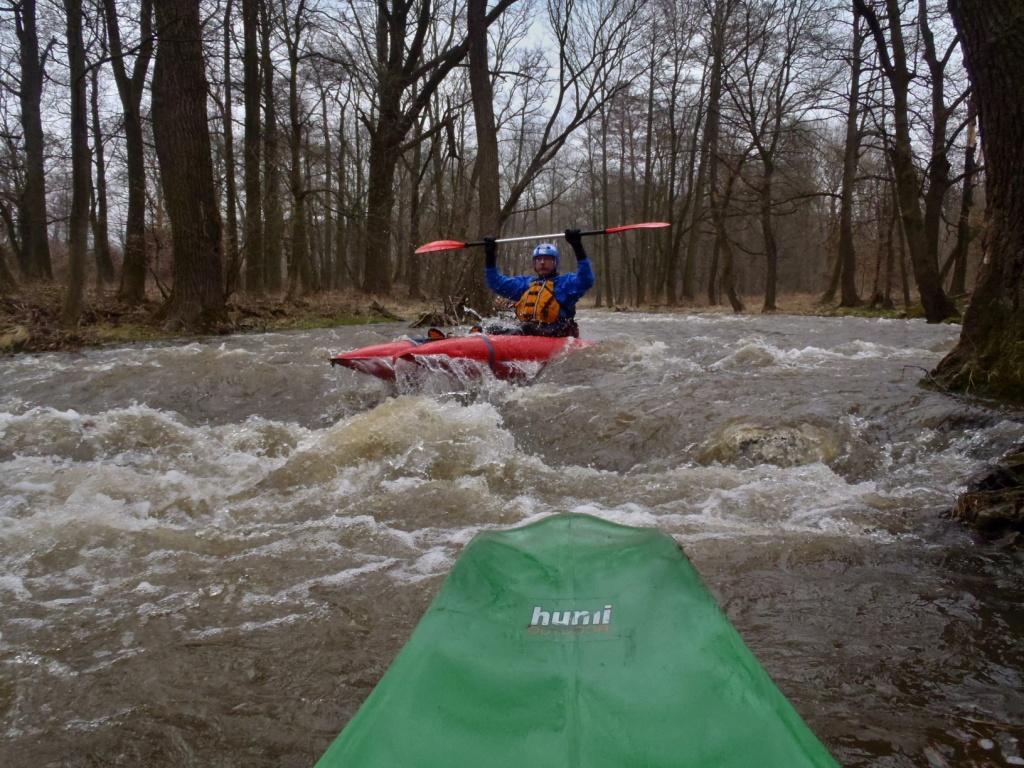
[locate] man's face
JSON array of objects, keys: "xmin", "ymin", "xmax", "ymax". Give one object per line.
[{"xmin": 533, "ymin": 256, "xmax": 557, "ymax": 277}]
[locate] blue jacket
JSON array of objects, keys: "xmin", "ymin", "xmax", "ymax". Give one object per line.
[{"xmin": 485, "ymin": 258, "xmax": 595, "ymax": 322}]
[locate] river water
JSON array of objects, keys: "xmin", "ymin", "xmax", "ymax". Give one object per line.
[{"xmin": 1, "ymin": 311, "xmax": 1022, "ymax": 767}]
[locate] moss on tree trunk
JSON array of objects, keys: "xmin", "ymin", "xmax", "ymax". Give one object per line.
[{"xmin": 931, "ymin": 0, "xmax": 1024, "ymax": 402}]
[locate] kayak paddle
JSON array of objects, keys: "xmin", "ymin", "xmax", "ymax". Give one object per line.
[{"xmin": 413, "ymin": 221, "xmax": 670, "ymax": 254}]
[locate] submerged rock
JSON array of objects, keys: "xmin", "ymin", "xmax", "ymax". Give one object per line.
[
  {"xmin": 951, "ymin": 444, "xmax": 1024, "ymax": 535},
  {"xmin": 699, "ymin": 422, "xmax": 839, "ymax": 468}
]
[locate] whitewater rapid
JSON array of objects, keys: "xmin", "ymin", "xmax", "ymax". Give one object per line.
[{"xmin": 1, "ymin": 311, "xmax": 1022, "ymax": 767}]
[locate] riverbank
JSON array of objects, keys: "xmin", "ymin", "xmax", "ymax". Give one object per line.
[
  {"xmin": 0, "ymin": 285, "xmax": 431, "ymax": 354},
  {"xmin": 0, "ymin": 285, "xmax": 937, "ymax": 355}
]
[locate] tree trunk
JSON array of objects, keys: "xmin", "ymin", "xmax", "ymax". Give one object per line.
[
  {"xmin": 242, "ymin": 0, "xmax": 263, "ymax": 293},
  {"xmin": 466, "ymin": 0, "xmax": 500, "ymax": 311},
  {"xmin": 334, "ymin": 104, "xmax": 349, "ymax": 289},
  {"xmin": 15, "ymin": 0, "xmax": 53, "ymax": 280},
  {"xmin": 151, "ymin": 0, "xmax": 225, "ymax": 330},
  {"xmin": 704, "ymin": 3, "xmax": 726, "ymax": 307},
  {"xmin": 932, "ymin": 0, "xmax": 1024, "ymax": 400},
  {"xmin": 260, "ymin": 0, "xmax": 282, "ymax": 291},
  {"xmin": 880, "ymin": 184, "xmax": 896, "ymax": 309},
  {"xmin": 222, "ymin": 0, "xmax": 242, "ymax": 298},
  {"xmin": 600, "ymin": 102, "xmax": 612, "ymax": 307},
  {"xmin": 284, "ymin": 5, "xmax": 309, "ymax": 299},
  {"xmin": 947, "ymin": 98, "xmax": 977, "ymax": 296},
  {"xmin": 838, "ymin": 1, "xmax": 863, "ymax": 308},
  {"xmin": 684, "ymin": 66, "xmax": 712, "ymax": 302},
  {"xmin": 360, "ymin": 0, "xmax": 515, "ymax": 295},
  {"xmin": 716, "ymin": 159, "xmax": 745, "ymax": 313},
  {"xmin": 0, "ymin": 244, "xmax": 16, "ymax": 292},
  {"xmin": 320, "ymin": 87, "xmax": 334, "ymax": 290},
  {"xmin": 61, "ymin": 0, "xmax": 88, "ymax": 325},
  {"xmin": 856, "ymin": 0, "xmax": 956, "ymax": 322},
  {"xmin": 759, "ymin": 159, "xmax": 778, "ymax": 312},
  {"xmin": 103, "ymin": 0, "xmax": 152, "ymax": 304},
  {"xmin": 90, "ymin": 65, "xmax": 115, "ymax": 288}
]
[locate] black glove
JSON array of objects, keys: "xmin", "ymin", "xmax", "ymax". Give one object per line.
[
  {"xmin": 564, "ymin": 228, "xmax": 586, "ymax": 258},
  {"xmin": 483, "ymin": 236, "xmax": 497, "ymax": 268}
]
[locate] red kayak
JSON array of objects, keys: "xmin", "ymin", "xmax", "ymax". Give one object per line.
[{"xmin": 331, "ymin": 334, "xmax": 592, "ymax": 381}]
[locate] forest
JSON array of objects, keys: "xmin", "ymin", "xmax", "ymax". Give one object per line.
[{"xmin": 0, "ymin": 0, "xmax": 1021, "ymax": 398}]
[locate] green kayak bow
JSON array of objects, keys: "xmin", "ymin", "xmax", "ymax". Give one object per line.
[{"xmin": 315, "ymin": 514, "xmax": 838, "ymax": 767}]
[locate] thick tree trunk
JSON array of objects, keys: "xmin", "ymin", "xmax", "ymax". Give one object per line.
[
  {"xmin": 151, "ymin": 0, "xmax": 225, "ymax": 330},
  {"xmin": 704, "ymin": 6, "xmax": 726, "ymax": 307},
  {"xmin": 716, "ymin": 161, "xmax": 745, "ymax": 313},
  {"xmin": 103, "ymin": 0, "xmax": 152, "ymax": 304},
  {"xmin": 242, "ymin": 0, "xmax": 263, "ymax": 293},
  {"xmin": 222, "ymin": 0, "xmax": 241, "ymax": 298},
  {"xmin": 15, "ymin": 0, "xmax": 53, "ymax": 280},
  {"xmin": 260, "ymin": 0, "xmax": 282, "ymax": 292},
  {"xmin": 90, "ymin": 66, "xmax": 115, "ymax": 288},
  {"xmin": 466, "ymin": 0, "xmax": 500, "ymax": 312},
  {"xmin": 932, "ymin": 0, "xmax": 1024, "ymax": 401},
  {"xmin": 285, "ymin": 15, "xmax": 309, "ymax": 299},
  {"xmin": 838, "ymin": 1, "xmax": 863, "ymax": 308},
  {"xmin": 362, "ymin": 120, "xmax": 401, "ymax": 293},
  {"xmin": 61, "ymin": 0, "xmax": 88, "ymax": 325}
]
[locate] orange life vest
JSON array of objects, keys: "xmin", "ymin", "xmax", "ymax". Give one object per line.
[{"xmin": 514, "ymin": 280, "xmax": 561, "ymax": 324}]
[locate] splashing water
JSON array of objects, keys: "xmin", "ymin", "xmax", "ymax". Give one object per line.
[{"xmin": 1, "ymin": 312, "xmax": 1022, "ymax": 767}]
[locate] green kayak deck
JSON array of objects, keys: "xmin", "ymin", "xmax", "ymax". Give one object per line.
[{"xmin": 315, "ymin": 514, "xmax": 838, "ymax": 767}]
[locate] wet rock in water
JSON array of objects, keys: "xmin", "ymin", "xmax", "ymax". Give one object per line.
[
  {"xmin": 951, "ymin": 444, "xmax": 1024, "ymax": 535},
  {"xmin": 698, "ymin": 422, "xmax": 839, "ymax": 468},
  {"xmin": 0, "ymin": 325, "xmax": 30, "ymax": 353}
]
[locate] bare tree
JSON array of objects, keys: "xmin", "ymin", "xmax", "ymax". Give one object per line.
[
  {"xmin": 89, "ymin": 60, "xmax": 114, "ymax": 288},
  {"xmin": 836, "ymin": 1, "xmax": 864, "ymax": 308},
  {"xmin": 13, "ymin": 0, "xmax": 54, "ymax": 280},
  {"xmin": 465, "ymin": 0, "xmax": 499, "ymax": 309},
  {"xmin": 281, "ymin": 0, "xmax": 312, "ymax": 298},
  {"xmin": 220, "ymin": 0, "xmax": 242, "ymax": 297},
  {"xmin": 102, "ymin": 0, "xmax": 153, "ymax": 303},
  {"xmin": 259, "ymin": 0, "xmax": 282, "ymax": 291},
  {"xmin": 59, "ymin": 0, "xmax": 88, "ymax": 324},
  {"xmin": 932, "ymin": 0, "xmax": 1024, "ymax": 400},
  {"xmin": 151, "ymin": 0, "xmax": 225, "ymax": 329},
  {"xmin": 242, "ymin": 0, "xmax": 263, "ymax": 293},
  {"xmin": 943, "ymin": 94, "xmax": 976, "ymax": 296},
  {"xmin": 854, "ymin": 0, "xmax": 957, "ymax": 322},
  {"xmin": 343, "ymin": 0, "xmax": 516, "ymax": 294},
  {"xmin": 725, "ymin": 0, "xmax": 837, "ymax": 312}
]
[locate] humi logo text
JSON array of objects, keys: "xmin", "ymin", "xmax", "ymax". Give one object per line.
[{"xmin": 528, "ymin": 604, "xmax": 612, "ymax": 631}]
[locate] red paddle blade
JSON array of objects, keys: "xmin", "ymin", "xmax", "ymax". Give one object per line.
[
  {"xmin": 604, "ymin": 221, "xmax": 671, "ymax": 234},
  {"xmin": 414, "ymin": 239, "xmax": 468, "ymax": 254}
]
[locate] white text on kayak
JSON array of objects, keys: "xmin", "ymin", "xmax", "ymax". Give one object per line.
[{"xmin": 529, "ymin": 605, "xmax": 612, "ymax": 629}]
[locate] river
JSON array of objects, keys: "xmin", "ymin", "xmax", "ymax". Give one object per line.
[{"xmin": 1, "ymin": 311, "xmax": 1022, "ymax": 767}]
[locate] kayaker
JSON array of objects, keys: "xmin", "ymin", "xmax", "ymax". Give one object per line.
[{"xmin": 483, "ymin": 229, "xmax": 595, "ymax": 337}]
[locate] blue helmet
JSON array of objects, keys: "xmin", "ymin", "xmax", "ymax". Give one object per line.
[{"xmin": 532, "ymin": 242, "xmax": 560, "ymax": 267}]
